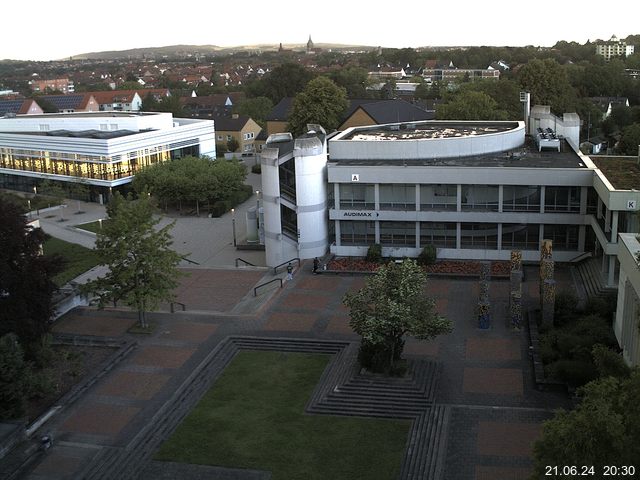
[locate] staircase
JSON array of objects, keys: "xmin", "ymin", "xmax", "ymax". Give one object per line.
[{"xmin": 575, "ymin": 257, "xmax": 617, "ymax": 300}]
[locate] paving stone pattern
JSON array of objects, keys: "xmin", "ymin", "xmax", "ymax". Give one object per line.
[{"xmin": 12, "ymin": 263, "xmax": 579, "ymax": 480}]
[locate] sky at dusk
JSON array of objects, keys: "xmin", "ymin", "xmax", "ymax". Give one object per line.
[{"xmin": 2, "ymin": 0, "xmax": 639, "ymax": 61}]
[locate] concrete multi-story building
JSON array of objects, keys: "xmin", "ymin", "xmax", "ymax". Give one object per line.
[
  {"xmin": 595, "ymin": 35, "xmax": 635, "ymax": 61},
  {"xmin": 259, "ymin": 109, "xmax": 640, "ymax": 365},
  {"xmin": 0, "ymin": 111, "xmax": 215, "ymax": 201}
]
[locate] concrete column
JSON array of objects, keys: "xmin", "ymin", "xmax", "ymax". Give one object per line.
[
  {"xmin": 602, "ymin": 253, "xmax": 607, "ymax": 275},
  {"xmin": 498, "ymin": 185, "xmax": 503, "ymax": 213},
  {"xmin": 540, "ymin": 186, "xmax": 545, "ymax": 213},
  {"xmin": 457, "ymin": 184, "xmax": 462, "ymax": 212},
  {"xmin": 374, "ymin": 184, "xmax": 380, "ymax": 211},
  {"xmin": 580, "ymin": 186, "xmax": 588, "ymax": 215},
  {"xmin": 539, "ymin": 223, "xmax": 545, "ymax": 247},
  {"xmin": 497, "ymin": 223, "xmax": 503, "ymax": 250},
  {"xmin": 612, "ymin": 211, "xmax": 619, "ymax": 242},
  {"xmin": 375, "ymin": 220, "xmax": 380, "ymax": 244},
  {"xmin": 415, "ymin": 221, "xmax": 420, "ymax": 249},
  {"xmin": 578, "ymin": 225, "xmax": 586, "ymax": 252},
  {"xmin": 456, "ymin": 222, "xmax": 461, "ymax": 249},
  {"xmin": 335, "ymin": 220, "xmax": 341, "ymax": 247},
  {"xmin": 608, "ymin": 255, "xmax": 616, "ymax": 288},
  {"xmin": 334, "ymin": 183, "xmax": 340, "ymax": 209},
  {"xmin": 605, "ymin": 207, "xmax": 611, "ymax": 233},
  {"xmin": 597, "ymin": 197, "xmax": 603, "ymax": 219},
  {"xmin": 415, "ymin": 184, "xmax": 420, "ymax": 212}
]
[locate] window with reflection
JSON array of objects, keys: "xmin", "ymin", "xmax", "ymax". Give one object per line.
[
  {"xmin": 543, "ymin": 224, "xmax": 579, "ymax": 250},
  {"xmin": 420, "ymin": 222, "xmax": 456, "ymax": 248},
  {"xmin": 503, "ymin": 186, "xmax": 540, "ymax": 212},
  {"xmin": 379, "ymin": 184, "xmax": 416, "ymax": 210},
  {"xmin": 420, "ymin": 184, "xmax": 457, "ymax": 211},
  {"xmin": 544, "ymin": 186, "xmax": 580, "ymax": 212},
  {"xmin": 380, "ymin": 221, "xmax": 416, "ymax": 246},
  {"xmin": 502, "ymin": 224, "xmax": 540, "ymax": 250},
  {"xmin": 340, "ymin": 221, "xmax": 375, "ymax": 245},
  {"xmin": 460, "ymin": 223, "xmax": 498, "ymax": 249},
  {"xmin": 461, "ymin": 185, "xmax": 499, "ymax": 211},
  {"xmin": 339, "ymin": 184, "xmax": 375, "ymax": 210}
]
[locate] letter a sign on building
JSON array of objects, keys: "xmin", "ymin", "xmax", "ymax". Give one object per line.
[{"xmin": 351, "ymin": 174, "xmax": 360, "ymax": 182}]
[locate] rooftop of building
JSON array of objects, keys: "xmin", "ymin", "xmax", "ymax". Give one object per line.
[
  {"xmin": 341, "ymin": 121, "xmax": 518, "ymax": 141},
  {"xmin": 4, "ymin": 111, "xmax": 158, "ymax": 119},
  {"xmin": 329, "ymin": 136, "xmax": 586, "ymax": 169},
  {"xmin": 0, "ymin": 129, "xmax": 140, "ymax": 139},
  {"xmin": 591, "ymin": 156, "xmax": 640, "ymax": 190}
]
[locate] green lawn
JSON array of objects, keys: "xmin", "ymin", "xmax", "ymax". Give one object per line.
[
  {"xmin": 155, "ymin": 351, "xmax": 411, "ymax": 480},
  {"xmin": 42, "ymin": 237, "xmax": 101, "ymax": 286},
  {"xmin": 74, "ymin": 219, "xmax": 110, "ymax": 233}
]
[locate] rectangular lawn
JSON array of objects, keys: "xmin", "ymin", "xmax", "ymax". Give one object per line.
[
  {"xmin": 155, "ymin": 350, "xmax": 411, "ymax": 480},
  {"xmin": 43, "ymin": 237, "xmax": 101, "ymax": 286}
]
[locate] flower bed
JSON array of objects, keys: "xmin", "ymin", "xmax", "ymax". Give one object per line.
[{"xmin": 326, "ymin": 257, "xmax": 511, "ymax": 277}]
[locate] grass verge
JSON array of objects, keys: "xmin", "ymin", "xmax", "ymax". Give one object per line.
[
  {"xmin": 43, "ymin": 237, "xmax": 101, "ymax": 286},
  {"xmin": 155, "ymin": 350, "xmax": 410, "ymax": 480}
]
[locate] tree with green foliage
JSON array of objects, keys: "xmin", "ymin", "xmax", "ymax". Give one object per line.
[
  {"xmin": 518, "ymin": 58, "xmax": 577, "ymax": 114},
  {"xmin": 236, "ymin": 96, "xmax": 273, "ymax": 128},
  {"xmin": 531, "ymin": 368, "xmax": 640, "ymax": 478},
  {"xmin": 82, "ymin": 192, "xmax": 183, "ymax": 328},
  {"xmin": 617, "ymin": 123, "xmax": 640, "ymax": 155},
  {"xmin": 327, "ymin": 66, "xmax": 371, "ymax": 98},
  {"xmin": 437, "ymin": 90, "xmax": 508, "ymax": 120},
  {"xmin": 226, "ymin": 137, "xmax": 240, "ymax": 153},
  {"xmin": 0, "ymin": 334, "xmax": 29, "ymax": 420},
  {"xmin": 132, "ymin": 157, "xmax": 248, "ymax": 214},
  {"xmin": 343, "ymin": 260, "xmax": 452, "ymax": 374},
  {"xmin": 0, "ymin": 200, "xmax": 62, "ymax": 355},
  {"xmin": 141, "ymin": 93, "xmax": 183, "ymax": 117},
  {"xmin": 246, "ymin": 63, "xmax": 315, "ymax": 104},
  {"xmin": 287, "ymin": 77, "xmax": 348, "ymax": 136}
]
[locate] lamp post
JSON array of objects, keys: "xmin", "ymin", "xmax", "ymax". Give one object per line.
[
  {"xmin": 98, "ymin": 218, "xmax": 103, "ymax": 230},
  {"xmin": 27, "ymin": 199, "xmax": 31, "ymax": 218},
  {"xmin": 231, "ymin": 208, "xmax": 237, "ymax": 247}
]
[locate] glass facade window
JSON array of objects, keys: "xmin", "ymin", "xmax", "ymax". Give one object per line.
[
  {"xmin": 503, "ymin": 186, "xmax": 541, "ymax": 212},
  {"xmin": 0, "ymin": 145, "xmax": 172, "ymax": 181},
  {"xmin": 339, "ymin": 184, "xmax": 375, "ymax": 210},
  {"xmin": 544, "ymin": 186, "xmax": 580, "ymax": 212},
  {"xmin": 278, "ymin": 159, "xmax": 296, "ymax": 202},
  {"xmin": 586, "ymin": 187, "xmax": 598, "ymax": 215},
  {"xmin": 461, "ymin": 185, "xmax": 499, "ymax": 211},
  {"xmin": 280, "ymin": 204, "xmax": 297, "ymax": 240},
  {"xmin": 543, "ymin": 224, "xmax": 579, "ymax": 250},
  {"xmin": 420, "ymin": 184, "xmax": 457, "ymax": 211},
  {"xmin": 461, "ymin": 223, "xmax": 498, "ymax": 249},
  {"xmin": 379, "ymin": 184, "xmax": 416, "ymax": 211},
  {"xmin": 340, "ymin": 220, "xmax": 376, "ymax": 245},
  {"xmin": 420, "ymin": 222, "xmax": 456, "ymax": 248},
  {"xmin": 502, "ymin": 224, "xmax": 540, "ymax": 250},
  {"xmin": 380, "ymin": 221, "xmax": 416, "ymax": 246}
]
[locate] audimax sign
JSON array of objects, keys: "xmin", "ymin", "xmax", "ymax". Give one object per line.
[{"xmin": 343, "ymin": 211, "xmax": 380, "ymax": 217}]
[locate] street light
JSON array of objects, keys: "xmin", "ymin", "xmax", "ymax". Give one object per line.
[
  {"xmin": 98, "ymin": 218, "xmax": 103, "ymax": 230},
  {"xmin": 27, "ymin": 199, "xmax": 31, "ymax": 218},
  {"xmin": 231, "ymin": 208, "xmax": 237, "ymax": 247}
]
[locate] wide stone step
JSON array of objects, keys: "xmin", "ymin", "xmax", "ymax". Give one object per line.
[
  {"xmin": 400, "ymin": 405, "xmax": 450, "ymax": 480},
  {"xmin": 307, "ymin": 404, "xmax": 420, "ymax": 419}
]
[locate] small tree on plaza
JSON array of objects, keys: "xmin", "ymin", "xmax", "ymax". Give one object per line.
[
  {"xmin": 82, "ymin": 191, "xmax": 183, "ymax": 328},
  {"xmin": 343, "ymin": 259, "xmax": 452, "ymax": 375}
]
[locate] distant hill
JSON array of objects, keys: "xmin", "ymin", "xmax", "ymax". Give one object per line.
[{"xmin": 71, "ymin": 43, "xmax": 376, "ymax": 60}]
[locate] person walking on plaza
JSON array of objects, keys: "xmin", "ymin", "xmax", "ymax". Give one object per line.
[
  {"xmin": 287, "ymin": 262, "xmax": 293, "ymax": 280},
  {"xmin": 313, "ymin": 257, "xmax": 319, "ymax": 274}
]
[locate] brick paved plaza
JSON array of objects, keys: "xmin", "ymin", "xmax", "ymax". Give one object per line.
[{"xmin": 18, "ymin": 263, "xmax": 575, "ymax": 480}]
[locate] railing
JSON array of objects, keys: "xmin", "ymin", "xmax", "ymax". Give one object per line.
[
  {"xmin": 181, "ymin": 256, "xmax": 200, "ymax": 265},
  {"xmin": 273, "ymin": 257, "xmax": 300, "ymax": 275},
  {"xmin": 254, "ymin": 278, "xmax": 283, "ymax": 296},
  {"xmin": 235, "ymin": 257, "xmax": 256, "ymax": 267},
  {"xmin": 170, "ymin": 301, "xmax": 186, "ymax": 313}
]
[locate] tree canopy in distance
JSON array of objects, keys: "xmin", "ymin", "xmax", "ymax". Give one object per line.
[{"xmin": 287, "ymin": 76, "xmax": 349, "ymax": 136}]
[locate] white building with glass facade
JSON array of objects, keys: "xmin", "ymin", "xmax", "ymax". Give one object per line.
[{"xmin": 0, "ymin": 111, "xmax": 215, "ymax": 200}]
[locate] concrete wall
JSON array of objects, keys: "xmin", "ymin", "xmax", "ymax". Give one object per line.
[{"xmin": 615, "ymin": 233, "xmax": 640, "ymax": 366}]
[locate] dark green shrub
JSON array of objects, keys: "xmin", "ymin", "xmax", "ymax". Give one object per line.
[
  {"xmin": 365, "ymin": 244, "xmax": 382, "ymax": 263},
  {"xmin": 251, "ymin": 163, "xmax": 262, "ymax": 174},
  {"xmin": 583, "ymin": 293, "xmax": 616, "ymax": 320},
  {"xmin": 417, "ymin": 245, "xmax": 437, "ymax": 266},
  {"xmin": 546, "ymin": 359, "xmax": 597, "ymax": 388},
  {"xmin": 539, "ymin": 333, "xmax": 560, "ymax": 364},
  {"xmin": 0, "ymin": 334, "xmax": 28, "ymax": 420},
  {"xmin": 554, "ymin": 290, "xmax": 579, "ymax": 326},
  {"xmin": 592, "ymin": 344, "xmax": 631, "ymax": 379},
  {"xmin": 210, "ymin": 200, "xmax": 231, "ymax": 217}
]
